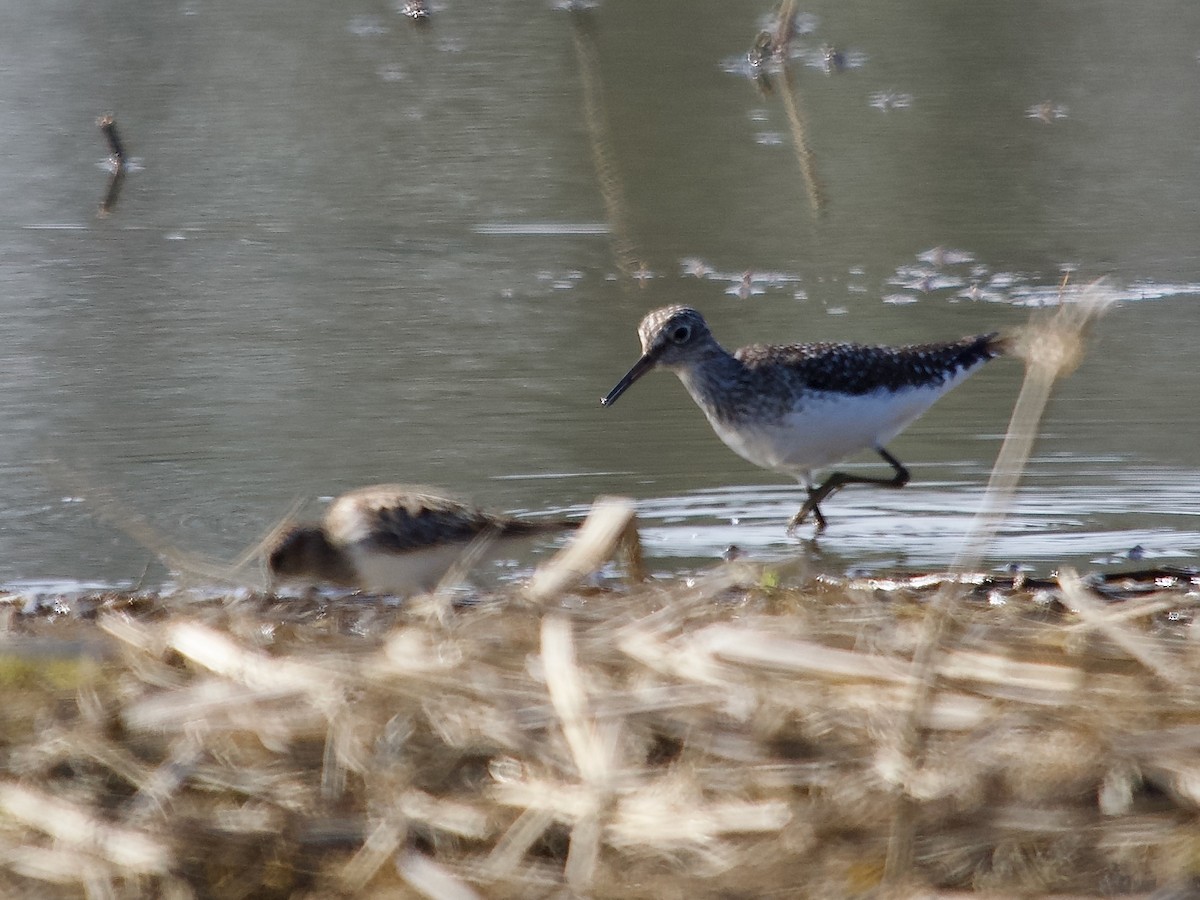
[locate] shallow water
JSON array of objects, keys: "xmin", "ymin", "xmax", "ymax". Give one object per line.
[
  {"xmin": 1, "ymin": 1, "xmax": 1198, "ymax": 589},
  {"xmin": 630, "ymin": 463, "xmax": 1200, "ymax": 573}
]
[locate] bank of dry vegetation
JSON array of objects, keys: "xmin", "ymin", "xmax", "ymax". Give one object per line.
[{"xmin": 1, "ymin": 552, "xmax": 1199, "ymax": 899}]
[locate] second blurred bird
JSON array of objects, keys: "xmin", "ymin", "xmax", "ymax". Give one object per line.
[{"xmin": 267, "ymin": 484, "xmax": 577, "ymax": 595}]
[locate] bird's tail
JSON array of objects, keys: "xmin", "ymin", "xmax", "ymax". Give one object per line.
[{"xmin": 983, "ymin": 331, "xmax": 1018, "ymax": 359}]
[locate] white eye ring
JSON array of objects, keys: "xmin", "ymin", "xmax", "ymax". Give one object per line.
[{"xmin": 670, "ymin": 325, "xmax": 691, "ymax": 344}]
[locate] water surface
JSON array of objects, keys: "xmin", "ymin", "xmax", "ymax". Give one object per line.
[{"xmin": 1, "ymin": 1, "xmax": 1198, "ymax": 588}]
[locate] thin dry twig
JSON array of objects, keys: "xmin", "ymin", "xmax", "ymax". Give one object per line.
[
  {"xmin": 525, "ymin": 496, "xmax": 638, "ymax": 602},
  {"xmin": 1057, "ymin": 568, "xmax": 1186, "ymax": 686},
  {"xmin": 885, "ymin": 282, "xmax": 1117, "ymax": 881}
]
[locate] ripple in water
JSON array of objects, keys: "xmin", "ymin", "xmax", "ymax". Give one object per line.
[{"xmin": 617, "ymin": 466, "xmax": 1200, "ymax": 575}]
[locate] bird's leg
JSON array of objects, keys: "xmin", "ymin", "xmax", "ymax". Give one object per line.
[
  {"xmin": 790, "ymin": 486, "xmax": 828, "ymax": 533},
  {"xmin": 786, "ymin": 479, "xmax": 828, "ymax": 535},
  {"xmin": 874, "ymin": 448, "xmax": 911, "ymax": 487},
  {"xmin": 787, "ymin": 448, "xmax": 911, "ymax": 533}
]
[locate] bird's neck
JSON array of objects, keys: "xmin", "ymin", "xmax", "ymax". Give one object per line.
[{"xmin": 673, "ymin": 344, "xmax": 752, "ymax": 423}]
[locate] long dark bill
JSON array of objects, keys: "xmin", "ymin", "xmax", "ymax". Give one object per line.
[{"xmin": 600, "ymin": 352, "xmax": 658, "ymax": 406}]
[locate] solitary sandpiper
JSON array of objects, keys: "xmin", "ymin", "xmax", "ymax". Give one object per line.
[{"xmin": 601, "ymin": 305, "xmax": 1008, "ymax": 532}]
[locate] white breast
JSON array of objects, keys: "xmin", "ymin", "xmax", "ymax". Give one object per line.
[
  {"xmin": 346, "ymin": 532, "xmax": 554, "ymax": 595},
  {"xmin": 705, "ymin": 379, "xmax": 967, "ymax": 481},
  {"xmin": 346, "ymin": 543, "xmax": 474, "ymax": 595}
]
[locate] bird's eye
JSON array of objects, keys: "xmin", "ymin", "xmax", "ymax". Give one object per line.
[{"xmin": 670, "ymin": 325, "xmax": 692, "ymax": 344}]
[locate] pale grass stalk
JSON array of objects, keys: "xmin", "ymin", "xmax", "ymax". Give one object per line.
[
  {"xmin": 71, "ymin": 734, "xmax": 154, "ymax": 794},
  {"xmin": 990, "ymin": 804, "xmax": 1091, "ymax": 833},
  {"xmin": 83, "ymin": 872, "xmax": 117, "ymax": 900},
  {"xmin": 481, "ymin": 807, "xmax": 556, "ymax": 876},
  {"xmin": 525, "ymin": 497, "xmax": 637, "ymax": 602},
  {"xmin": 0, "ymin": 837, "xmax": 112, "ymax": 885},
  {"xmin": 617, "ymin": 627, "xmax": 733, "ymax": 691},
  {"xmin": 831, "ymin": 683, "xmax": 994, "ymax": 731},
  {"xmin": 1098, "ymin": 764, "xmax": 1139, "ymax": 816},
  {"xmin": 158, "ymin": 878, "xmax": 197, "ymax": 900},
  {"xmin": 925, "ymin": 894, "xmax": 1155, "ymax": 900},
  {"xmin": 491, "ymin": 765, "xmax": 791, "ymax": 858},
  {"xmin": 207, "ymin": 804, "xmax": 283, "ymax": 835},
  {"xmin": 97, "ymin": 612, "xmax": 162, "ymax": 656},
  {"xmin": 122, "ymin": 677, "xmax": 321, "ymax": 732},
  {"xmin": 1062, "ymin": 593, "xmax": 1198, "ymax": 632},
  {"xmin": 339, "ymin": 815, "xmax": 407, "ymax": 893},
  {"xmin": 329, "ymin": 711, "xmax": 371, "ymax": 783},
  {"xmin": 540, "ymin": 614, "xmax": 618, "ymax": 890},
  {"xmin": 1057, "ymin": 568, "xmax": 1184, "ymax": 685},
  {"xmin": 378, "ymin": 625, "xmax": 465, "ymax": 677},
  {"xmin": 541, "ymin": 615, "xmax": 613, "ymax": 786},
  {"xmin": 772, "ymin": 0, "xmax": 798, "ymax": 46},
  {"xmin": 125, "ymin": 732, "xmax": 206, "ymax": 821},
  {"xmin": 320, "ymin": 715, "xmax": 348, "ymax": 802},
  {"xmin": 1095, "ymin": 814, "xmax": 1192, "ymax": 848},
  {"xmin": 1114, "ymin": 724, "xmax": 1200, "ymax": 754},
  {"xmin": 935, "ymin": 648, "xmax": 1086, "ymax": 694},
  {"xmin": 515, "ymin": 682, "xmax": 719, "ymax": 730},
  {"xmin": 419, "ymin": 695, "xmax": 525, "ymax": 754},
  {"xmin": 399, "ymin": 791, "xmax": 490, "ymax": 839},
  {"xmin": 0, "ymin": 783, "xmax": 169, "ymax": 874},
  {"xmin": 396, "ymin": 850, "xmax": 483, "ymax": 900},
  {"xmin": 615, "ymin": 568, "xmax": 760, "ymax": 685},
  {"xmin": 463, "ymin": 857, "xmax": 565, "ymax": 893},
  {"xmin": 165, "ymin": 620, "xmax": 339, "ymax": 699},
  {"xmin": 698, "ymin": 624, "xmax": 914, "ymax": 684},
  {"xmin": 490, "ymin": 773, "xmax": 594, "ymax": 820},
  {"xmin": 886, "ymin": 283, "xmax": 1115, "ymax": 881},
  {"xmin": 564, "ymin": 812, "xmax": 602, "ymax": 891},
  {"xmin": 609, "ymin": 795, "xmax": 791, "ymax": 849}
]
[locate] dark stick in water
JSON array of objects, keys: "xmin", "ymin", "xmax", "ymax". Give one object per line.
[
  {"xmin": 96, "ymin": 114, "xmax": 127, "ymax": 217},
  {"xmin": 98, "ymin": 114, "xmax": 127, "ymax": 164}
]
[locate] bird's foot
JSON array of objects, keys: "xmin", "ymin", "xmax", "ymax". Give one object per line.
[{"xmin": 786, "ymin": 500, "xmax": 827, "ymax": 536}]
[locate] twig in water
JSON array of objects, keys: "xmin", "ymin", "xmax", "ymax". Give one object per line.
[
  {"xmin": 98, "ymin": 115, "xmax": 127, "ymax": 163},
  {"xmin": 96, "ymin": 114, "xmax": 128, "ymax": 217}
]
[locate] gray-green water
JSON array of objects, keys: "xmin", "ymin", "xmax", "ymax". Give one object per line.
[{"xmin": 2, "ymin": 1, "xmax": 1198, "ymax": 589}]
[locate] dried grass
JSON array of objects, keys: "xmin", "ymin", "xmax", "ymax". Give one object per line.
[{"xmin": 1, "ymin": 560, "xmax": 1198, "ymax": 899}]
